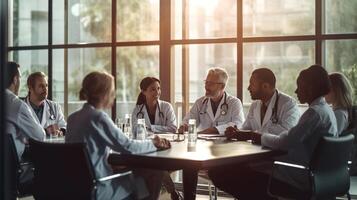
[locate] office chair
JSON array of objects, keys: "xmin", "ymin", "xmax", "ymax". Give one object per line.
[
  {"xmin": 268, "ymin": 134, "xmax": 354, "ymax": 200},
  {"xmin": 6, "ymin": 134, "xmax": 34, "ymax": 199},
  {"xmin": 29, "ymin": 139, "xmax": 132, "ymax": 200}
]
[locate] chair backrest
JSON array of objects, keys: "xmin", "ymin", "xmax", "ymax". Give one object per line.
[
  {"xmin": 6, "ymin": 134, "xmax": 34, "ymax": 199},
  {"xmin": 29, "ymin": 139, "xmax": 97, "ymax": 200},
  {"xmin": 311, "ymin": 134, "xmax": 355, "ymax": 199}
]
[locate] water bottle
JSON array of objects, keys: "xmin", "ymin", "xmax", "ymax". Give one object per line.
[
  {"xmin": 124, "ymin": 114, "xmax": 132, "ymax": 139},
  {"xmin": 136, "ymin": 118, "xmax": 147, "ymax": 140},
  {"xmin": 188, "ymin": 119, "xmax": 197, "ymax": 147}
]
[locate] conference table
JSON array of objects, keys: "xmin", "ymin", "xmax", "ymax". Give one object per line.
[{"xmin": 108, "ymin": 134, "xmax": 280, "ymax": 200}]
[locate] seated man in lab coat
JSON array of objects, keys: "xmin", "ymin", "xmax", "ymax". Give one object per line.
[
  {"xmin": 5, "ymin": 62, "xmax": 45, "ymax": 184},
  {"xmin": 225, "ymin": 68, "xmax": 300, "ymax": 143},
  {"xmin": 23, "ymin": 72, "xmax": 66, "ymax": 136},
  {"xmin": 178, "ymin": 67, "xmax": 245, "ymax": 134}
]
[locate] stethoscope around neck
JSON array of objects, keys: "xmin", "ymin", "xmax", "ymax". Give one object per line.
[
  {"xmin": 27, "ymin": 96, "xmax": 56, "ymax": 120},
  {"xmin": 199, "ymin": 92, "xmax": 228, "ymax": 116},
  {"xmin": 136, "ymin": 102, "xmax": 164, "ymax": 122},
  {"xmin": 270, "ymin": 90, "xmax": 280, "ymax": 124}
]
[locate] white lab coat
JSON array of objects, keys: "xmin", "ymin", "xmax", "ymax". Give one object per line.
[
  {"xmin": 242, "ymin": 90, "xmax": 300, "ymax": 140},
  {"xmin": 66, "ymin": 103, "xmax": 157, "ymax": 200},
  {"xmin": 131, "ymin": 100, "xmax": 177, "ymax": 133},
  {"xmin": 182, "ymin": 92, "xmax": 245, "ymax": 135},
  {"xmin": 25, "ymin": 97, "xmax": 66, "ymax": 130},
  {"xmin": 5, "ymin": 89, "xmax": 45, "ymax": 159}
]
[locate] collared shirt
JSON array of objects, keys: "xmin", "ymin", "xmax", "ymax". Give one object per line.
[{"xmin": 29, "ymin": 101, "xmax": 44, "ymax": 122}]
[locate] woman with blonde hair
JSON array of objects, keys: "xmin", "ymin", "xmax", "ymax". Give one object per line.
[
  {"xmin": 66, "ymin": 71, "xmax": 171, "ymax": 200},
  {"xmin": 325, "ymin": 72, "xmax": 354, "ymax": 136}
]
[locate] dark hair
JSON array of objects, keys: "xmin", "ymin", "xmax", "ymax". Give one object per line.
[
  {"xmin": 79, "ymin": 71, "xmax": 114, "ymax": 106},
  {"xmin": 136, "ymin": 77, "xmax": 160, "ymax": 105},
  {"xmin": 6, "ymin": 61, "xmax": 20, "ymax": 88},
  {"xmin": 299, "ymin": 64, "xmax": 331, "ymax": 98},
  {"xmin": 252, "ymin": 68, "xmax": 276, "ymax": 87}
]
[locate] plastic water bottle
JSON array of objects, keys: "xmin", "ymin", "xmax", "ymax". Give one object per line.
[
  {"xmin": 136, "ymin": 118, "xmax": 147, "ymax": 140},
  {"xmin": 188, "ymin": 119, "xmax": 197, "ymax": 147}
]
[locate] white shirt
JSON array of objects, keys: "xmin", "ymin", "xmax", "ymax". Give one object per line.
[
  {"xmin": 66, "ymin": 103, "xmax": 156, "ymax": 200},
  {"xmin": 262, "ymin": 97, "xmax": 337, "ymax": 190},
  {"xmin": 25, "ymin": 97, "xmax": 66, "ymax": 130},
  {"xmin": 5, "ymin": 89, "xmax": 45, "ymax": 159},
  {"xmin": 131, "ymin": 100, "xmax": 177, "ymax": 133},
  {"xmin": 242, "ymin": 90, "xmax": 300, "ymax": 140},
  {"xmin": 182, "ymin": 92, "xmax": 245, "ymax": 135},
  {"xmin": 334, "ymin": 108, "xmax": 349, "ymax": 136}
]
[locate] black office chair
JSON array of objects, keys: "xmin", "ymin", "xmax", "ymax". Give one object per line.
[
  {"xmin": 29, "ymin": 139, "xmax": 132, "ymax": 200},
  {"xmin": 268, "ymin": 134, "xmax": 355, "ymax": 200},
  {"xmin": 6, "ymin": 134, "xmax": 34, "ymax": 199}
]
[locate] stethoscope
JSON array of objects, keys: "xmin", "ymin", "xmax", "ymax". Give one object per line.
[
  {"xmin": 270, "ymin": 90, "xmax": 280, "ymax": 124},
  {"xmin": 26, "ymin": 96, "xmax": 56, "ymax": 120},
  {"xmin": 199, "ymin": 92, "xmax": 228, "ymax": 116},
  {"xmin": 136, "ymin": 102, "xmax": 164, "ymax": 122},
  {"xmin": 47, "ymin": 99, "xmax": 56, "ymax": 120}
]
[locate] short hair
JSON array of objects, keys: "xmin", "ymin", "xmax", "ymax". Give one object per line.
[
  {"xmin": 5, "ymin": 61, "xmax": 20, "ymax": 88},
  {"xmin": 299, "ymin": 64, "xmax": 331, "ymax": 97},
  {"xmin": 27, "ymin": 72, "xmax": 47, "ymax": 89},
  {"xmin": 207, "ymin": 67, "xmax": 229, "ymax": 86},
  {"xmin": 329, "ymin": 72, "xmax": 353, "ymax": 109},
  {"xmin": 136, "ymin": 77, "xmax": 161, "ymax": 105},
  {"xmin": 252, "ymin": 68, "xmax": 276, "ymax": 87},
  {"xmin": 79, "ymin": 71, "xmax": 114, "ymax": 106}
]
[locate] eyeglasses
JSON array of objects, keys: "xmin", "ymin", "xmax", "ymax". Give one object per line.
[{"xmin": 204, "ymin": 80, "xmax": 224, "ymax": 86}]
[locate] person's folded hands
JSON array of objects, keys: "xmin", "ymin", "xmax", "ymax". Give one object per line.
[
  {"xmin": 225, "ymin": 126, "xmax": 239, "ymax": 140},
  {"xmin": 152, "ymin": 136, "xmax": 171, "ymax": 150}
]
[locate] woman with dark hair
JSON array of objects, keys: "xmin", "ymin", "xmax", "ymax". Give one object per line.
[
  {"xmin": 66, "ymin": 71, "xmax": 171, "ymax": 200},
  {"xmin": 325, "ymin": 72, "xmax": 353, "ymax": 136},
  {"xmin": 208, "ymin": 65, "xmax": 338, "ymax": 200},
  {"xmin": 131, "ymin": 77, "xmax": 177, "ymax": 134},
  {"xmin": 131, "ymin": 77, "xmax": 182, "ymax": 200}
]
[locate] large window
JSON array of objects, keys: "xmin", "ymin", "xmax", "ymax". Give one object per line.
[{"xmin": 8, "ymin": 0, "xmax": 357, "ymax": 119}]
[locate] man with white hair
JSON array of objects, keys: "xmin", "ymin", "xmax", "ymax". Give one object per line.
[{"xmin": 178, "ymin": 67, "xmax": 245, "ymax": 134}]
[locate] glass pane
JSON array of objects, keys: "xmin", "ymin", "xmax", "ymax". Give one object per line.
[
  {"xmin": 243, "ymin": 41, "xmax": 315, "ymax": 103},
  {"xmin": 52, "ymin": 0, "xmax": 65, "ymax": 44},
  {"xmin": 9, "ymin": 0, "xmax": 49, "ymax": 46},
  {"xmin": 117, "ymin": 0, "xmax": 159, "ymax": 41},
  {"xmin": 66, "ymin": 48, "xmax": 111, "ymax": 116},
  {"xmin": 65, "ymin": 0, "xmax": 112, "ymax": 44},
  {"xmin": 325, "ymin": 40, "xmax": 357, "ymax": 104},
  {"xmin": 243, "ymin": 0, "xmax": 315, "ymax": 37},
  {"xmin": 325, "ymin": 0, "xmax": 357, "ymax": 34},
  {"xmin": 173, "ymin": 43, "xmax": 237, "ymax": 103},
  {"xmin": 116, "ymin": 46, "xmax": 159, "ymax": 118},
  {"xmin": 52, "ymin": 50, "xmax": 65, "ymax": 104},
  {"xmin": 173, "ymin": 0, "xmax": 237, "ymax": 39},
  {"xmin": 8, "ymin": 50, "xmax": 48, "ymax": 97}
]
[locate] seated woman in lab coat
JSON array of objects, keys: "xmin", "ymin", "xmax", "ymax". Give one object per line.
[
  {"xmin": 131, "ymin": 77, "xmax": 177, "ymax": 134},
  {"xmin": 325, "ymin": 72, "xmax": 353, "ymax": 136},
  {"xmin": 131, "ymin": 77, "xmax": 181, "ymax": 200},
  {"xmin": 66, "ymin": 71, "xmax": 171, "ymax": 200}
]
